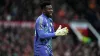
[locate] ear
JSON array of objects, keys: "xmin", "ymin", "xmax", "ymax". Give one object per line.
[{"xmin": 43, "ymin": 9, "xmax": 46, "ymax": 13}]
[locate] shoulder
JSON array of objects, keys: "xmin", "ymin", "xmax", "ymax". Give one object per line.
[{"xmin": 36, "ymin": 14, "xmax": 47, "ymax": 24}]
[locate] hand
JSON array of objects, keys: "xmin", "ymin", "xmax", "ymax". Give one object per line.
[
  {"xmin": 61, "ymin": 27, "xmax": 68, "ymax": 35},
  {"xmin": 55, "ymin": 25, "xmax": 68, "ymax": 36}
]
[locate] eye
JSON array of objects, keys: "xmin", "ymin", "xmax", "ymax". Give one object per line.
[
  {"xmin": 47, "ymin": 8, "xmax": 53, "ymax": 12},
  {"xmin": 47, "ymin": 8, "xmax": 52, "ymax": 10}
]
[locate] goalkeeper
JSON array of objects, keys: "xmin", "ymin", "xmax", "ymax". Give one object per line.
[{"xmin": 34, "ymin": 1, "xmax": 68, "ymax": 56}]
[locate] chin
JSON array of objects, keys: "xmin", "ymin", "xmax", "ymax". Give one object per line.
[{"xmin": 49, "ymin": 14, "xmax": 52, "ymax": 17}]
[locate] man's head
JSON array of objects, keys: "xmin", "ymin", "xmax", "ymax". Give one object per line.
[{"xmin": 40, "ymin": 1, "xmax": 53, "ymax": 17}]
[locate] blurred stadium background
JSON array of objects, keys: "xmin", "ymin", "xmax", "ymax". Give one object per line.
[{"xmin": 0, "ymin": 0, "xmax": 100, "ymax": 56}]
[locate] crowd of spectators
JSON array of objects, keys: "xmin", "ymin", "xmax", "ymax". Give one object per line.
[
  {"xmin": 0, "ymin": 0, "xmax": 42, "ymax": 21},
  {"xmin": 0, "ymin": 26, "xmax": 33, "ymax": 56},
  {"xmin": 0, "ymin": 0, "xmax": 100, "ymax": 56},
  {"xmin": 52, "ymin": 35, "xmax": 100, "ymax": 56},
  {"xmin": 0, "ymin": 25, "xmax": 99, "ymax": 56}
]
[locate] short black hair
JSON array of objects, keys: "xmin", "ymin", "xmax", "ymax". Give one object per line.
[{"xmin": 40, "ymin": 1, "xmax": 51, "ymax": 9}]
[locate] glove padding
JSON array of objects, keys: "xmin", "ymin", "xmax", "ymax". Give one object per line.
[{"xmin": 55, "ymin": 25, "xmax": 68, "ymax": 36}]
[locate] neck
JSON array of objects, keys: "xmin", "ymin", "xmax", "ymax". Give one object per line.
[{"xmin": 43, "ymin": 13, "xmax": 51, "ymax": 18}]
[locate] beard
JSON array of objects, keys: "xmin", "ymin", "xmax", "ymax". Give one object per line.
[
  {"xmin": 49, "ymin": 13, "xmax": 52, "ymax": 17},
  {"xmin": 45, "ymin": 13, "xmax": 52, "ymax": 18}
]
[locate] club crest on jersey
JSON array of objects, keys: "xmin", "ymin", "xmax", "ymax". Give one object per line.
[{"xmin": 50, "ymin": 23, "xmax": 52, "ymax": 26}]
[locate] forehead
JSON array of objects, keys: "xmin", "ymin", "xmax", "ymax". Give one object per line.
[{"xmin": 46, "ymin": 5, "xmax": 52, "ymax": 8}]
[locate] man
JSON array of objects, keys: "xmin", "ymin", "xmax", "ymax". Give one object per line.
[{"xmin": 34, "ymin": 1, "xmax": 68, "ymax": 56}]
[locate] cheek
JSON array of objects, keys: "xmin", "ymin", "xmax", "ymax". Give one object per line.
[
  {"xmin": 46, "ymin": 10, "xmax": 51, "ymax": 14},
  {"xmin": 47, "ymin": 10, "xmax": 53, "ymax": 14}
]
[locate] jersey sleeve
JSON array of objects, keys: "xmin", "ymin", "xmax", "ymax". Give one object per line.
[{"xmin": 36, "ymin": 17, "xmax": 55, "ymax": 39}]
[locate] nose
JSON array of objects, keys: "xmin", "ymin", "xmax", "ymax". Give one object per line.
[
  {"xmin": 47, "ymin": 9, "xmax": 53, "ymax": 13},
  {"xmin": 50, "ymin": 9, "xmax": 53, "ymax": 12},
  {"xmin": 49, "ymin": 9, "xmax": 53, "ymax": 13}
]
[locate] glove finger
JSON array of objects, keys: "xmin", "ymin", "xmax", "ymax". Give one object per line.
[
  {"xmin": 62, "ymin": 28, "xmax": 68, "ymax": 34},
  {"xmin": 57, "ymin": 25, "xmax": 62, "ymax": 30},
  {"xmin": 63, "ymin": 27, "xmax": 68, "ymax": 32},
  {"xmin": 62, "ymin": 27, "xmax": 67, "ymax": 29}
]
